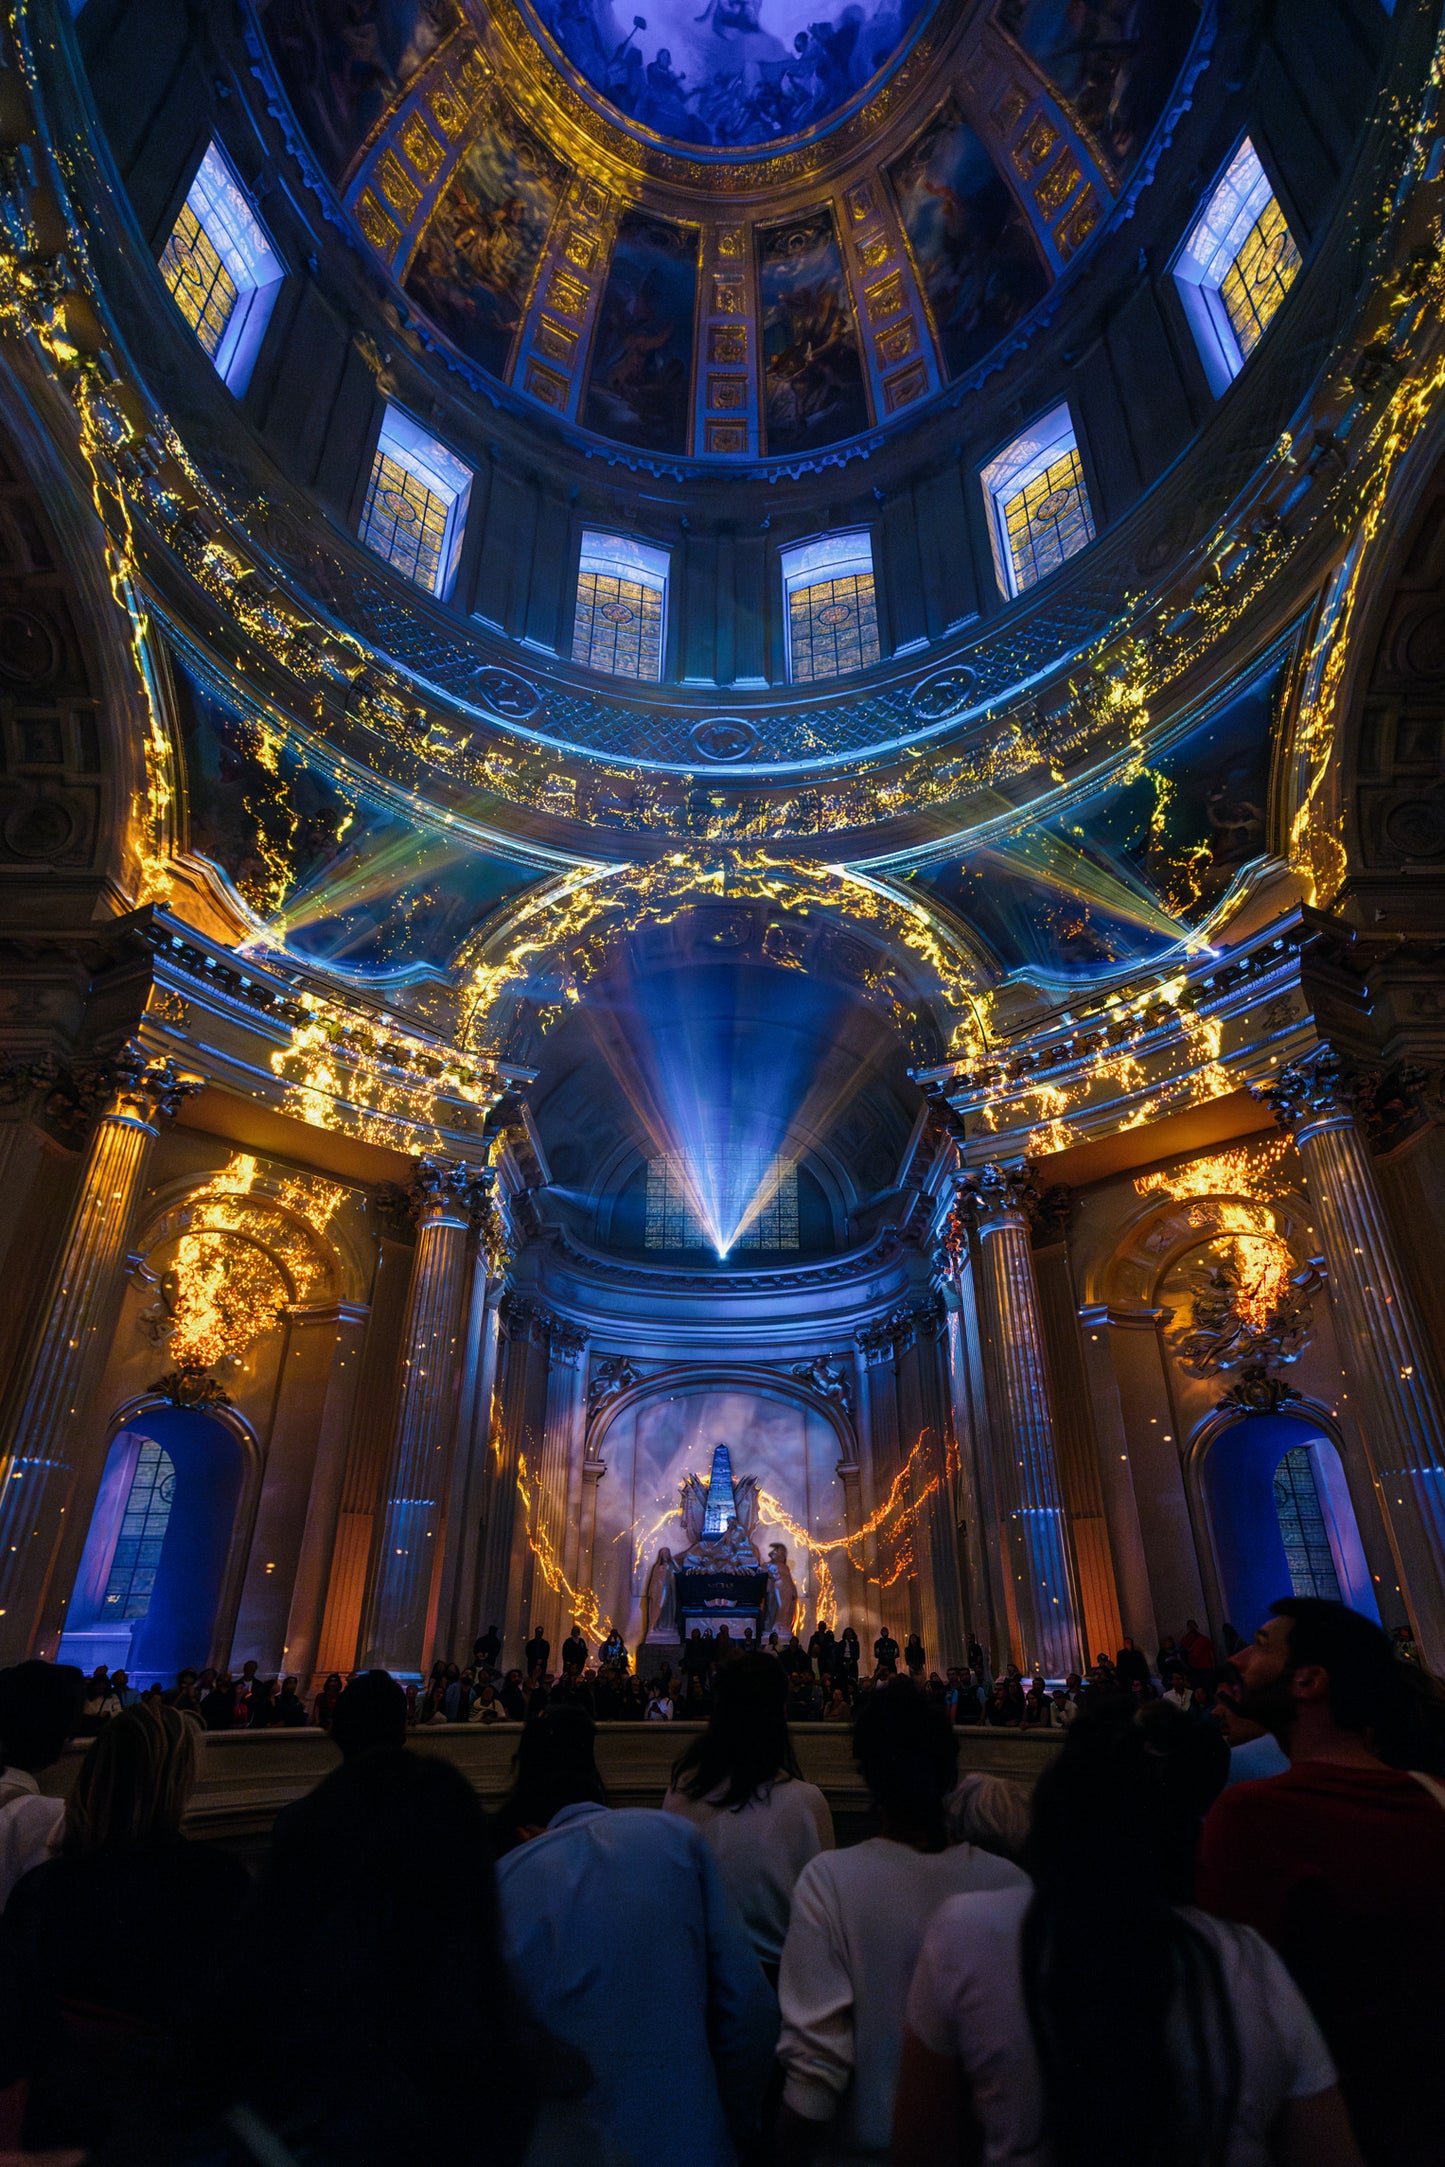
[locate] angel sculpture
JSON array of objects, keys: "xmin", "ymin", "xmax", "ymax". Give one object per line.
[
  {"xmin": 680, "ymin": 1471, "xmax": 709, "ymax": 1549},
  {"xmin": 731, "ymin": 1474, "xmax": 761, "ymax": 1540}
]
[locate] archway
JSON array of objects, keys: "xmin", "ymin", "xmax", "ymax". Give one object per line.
[
  {"xmin": 59, "ymin": 1404, "xmax": 250, "ymax": 1682},
  {"xmin": 1199, "ymin": 1411, "xmax": 1379, "ymax": 1640}
]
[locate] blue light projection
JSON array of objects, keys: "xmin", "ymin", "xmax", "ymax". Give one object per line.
[
  {"xmin": 582, "ymin": 958, "xmax": 867, "ymax": 1257},
  {"xmin": 523, "ymin": 0, "xmax": 932, "ymax": 149},
  {"xmin": 905, "ymin": 660, "xmax": 1279, "ymax": 984},
  {"xmin": 174, "ymin": 658, "xmax": 533, "ymax": 979}
]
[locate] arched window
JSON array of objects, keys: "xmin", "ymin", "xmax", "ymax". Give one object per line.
[
  {"xmin": 644, "ymin": 1149, "xmax": 798, "ymax": 1253},
  {"xmin": 980, "ymin": 404, "xmax": 1094, "ymax": 598},
  {"xmin": 359, "ymin": 404, "xmax": 472, "ymax": 598},
  {"xmin": 1174, "ymin": 138, "xmax": 1301, "ymax": 394},
  {"xmin": 102, "ymin": 1442, "xmax": 177, "ymax": 1622},
  {"xmin": 572, "ymin": 531, "xmax": 669, "ymax": 681},
  {"xmin": 159, "ymin": 140, "xmax": 283, "ymax": 393},
  {"xmin": 781, "ymin": 532, "xmax": 880, "ymax": 684},
  {"xmin": 1273, "ymin": 1444, "xmax": 1342, "ymax": 1602}
]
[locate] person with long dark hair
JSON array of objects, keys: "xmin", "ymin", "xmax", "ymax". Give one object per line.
[
  {"xmin": 892, "ymin": 1699, "xmax": 1361, "ymax": 2166},
  {"xmin": 777, "ymin": 1676, "xmax": 1025, "ymax": 2166},
  {"xmin": 0, "ymin": 1702, "xmax": 246, "ymax": 2154},
  {"xmin": 663, "ymin": 1650, "xmax": 833, "ymax": 1972}
]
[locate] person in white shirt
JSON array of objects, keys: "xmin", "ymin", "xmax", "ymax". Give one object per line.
[
  {"xmin": 0, "ymin": 1660, "xmax": 84, "ymax": 1910},
  {"xmin": 664, "ymin": 1651, "xmax": 832, "ymax": 1975},
  {"xmin": 775, "ymin": 1675, "xmax": 1026, "ymax": 2165},
  {"xmin": 893, "ymin": 1698, "xmax": 1362, "ymax": 2167}
]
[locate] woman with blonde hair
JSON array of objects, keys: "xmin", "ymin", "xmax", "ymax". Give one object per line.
[{"xmin": 0, "ymin": 1700, "xmax": 246, "ymax": 2153}]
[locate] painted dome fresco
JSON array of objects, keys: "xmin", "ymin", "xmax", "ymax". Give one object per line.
[
  {"xmin": 253, "ymin": 0, "xmax": 1207, "ymax": 461},
  {"xmin": 522, "ymin": 0, "xmax": 935, "ymax": 152}
]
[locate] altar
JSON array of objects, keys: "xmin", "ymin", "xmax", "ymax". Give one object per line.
[{"xmin": 640, "ymin": 1441, "xmax": 799, "ymax": 1655}]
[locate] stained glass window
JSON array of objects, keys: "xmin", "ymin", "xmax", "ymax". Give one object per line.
[
  {"xmin": 359, "ymin": 406, "xmax": 472, "ymax": 599},
  {"xmin": 644, "ymin": 1150, "xmax": 798, "ymax": 1252},
  {"xmin": 159, "ymin": 142, "xmax": 282, "ymax": 392},
  {"xmin": 102, "ymin": 1442, "xmax": 176, "ymax": 1622},
  {"xmin": 981, "ymin": 406, "xmax": 1095, "ymax": 599},
  {"xmin": 572, "ymin": 533, "xmax": 668, "ymax": 681},
  {"xmin": 1273, "ymin": 1445, "xmax": 1342, "ymax": 1603},
  {"xmin": 1175, "ymin": 139, "xmax": 1301, "ymax": 394},
  {"xmin": 781, "ymin": 533, "xmax": 879, "ymax": 683}
]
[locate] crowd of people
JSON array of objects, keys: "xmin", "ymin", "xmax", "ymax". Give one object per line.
[{"xmin": 0, "ymin": 1597, "xmax": 1440, "ymax": 2163}]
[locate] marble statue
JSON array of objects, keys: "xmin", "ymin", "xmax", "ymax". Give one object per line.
[
  {"xmin": 642, "ymin": 1546, "xmax": 677, "ymax": 1640},
  {"xmin": 763, "ymin": 1542, "xmax": 798, "ymax": 1639}
]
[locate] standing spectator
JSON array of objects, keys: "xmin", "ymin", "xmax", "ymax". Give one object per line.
[
  {"xmin": 599, "ymin": 1627, "xmax": 628, "ymax": 1672},
  {"xmin": 275, "ymin": 1676, "xmax": 307, "ymax": 1727},
  {"xmin": 873, "ymin": 1629, "xmax": 900, "ymax": 1672},
  {"xmin": 1180, "ymin": 1617, "xmax": 1218, "ymax": 1680},
  {"xmin": 776, "ymin": 1678, "xmax": 1025, "ymax": 2165},
  {"xmin": 311, "ymin": 1673, "xmax": 344, "ymax": 1730},
  {"xmin": 474, "ymin": 1622, "xmax": 502, "ymax": 1671},
  {"xmin": 894, "ymin": 1699, "xmax": 1359, "ymax": 2167},
  {"xmin": 200, "ymin": 1747, "xmax": 627, "ymax": 2167},
  {"xmin": 496, "ymin": 1705, "xmax": 777, "ymax": 2167},
  {"xmin": 838, "ymin": 1626, "xmax": 860, "ymax": 1680},
  {"xmin": 664, "ymin": 1652, "xmax": 833, "ymax": 1975},
  {"xmin": 967, "ymin": 1635, "xmax": 986, "ymax": 1676},
  {"xmin": 110, "ymin": 1669, "xmax": 141, "ymax": 1711},
  {"xmin": 1197, "ymin": 1598, "xmax": 1445, "ymax": 2164},
  {"xmin": 0, "ymin": 1702, "xmax": 247, "ymax": 2153},
  {"xmin": 524, "ymin": 1629, "xmax": 550, "ymax": 1682},
  {"xmin": 200, "ymin": 1671, "xmax": 237, "ymax": 1731},
  {"xmin": 79, "ymin": 1668, "xmax": 120, "ymax": 1732},
  {"xmin": 561, "ymin": 1621, "xmax": 589, "ymax": 1674},
  {"xmin": 248, "ymin": 1678, "xmax": 280, "ymax": 1729},
  {"xmin": 1157, "ymin": 1632, "xmax": 1182, "ymax": 1680},
  {"xmin": 0, "ymin": 1662, "xmax": 83, "ymax": 1910},
  {"xmin": 1114, "ymin": 1637, "xmax": 1151, "ymax": 1691},
  {"xmin": 808, "ymin": 1622, "xmax": 836, "ymax": 1676},
  {"xmin": 1162, "ymin": 1671, "xmax": 1192, "ymax": 1712},
  {"xmin": 903, "ymin": 1633, "xmax": 925, "ymax": 1679}
]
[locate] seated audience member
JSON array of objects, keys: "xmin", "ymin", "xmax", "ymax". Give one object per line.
[
  {"xmin": 823, "ymin": 1684, "xmax": 851, "ymax": 1722},
  {"xmin": 0, "ymin": 1702, "xmax": 247, "ymax": 2153},
  {"xmin": 184, "ymin": 1750, "xmax": 626, "ymax": 2167},
  {"xmin": 0, "ymin": 1661, "xmax": 83, "ymax": 1910},
  {"xmin": 1197, "ymin": 1598, "xmax": 1445, "ymax": 2165},
  {"xmin": 944, "ymin": 1770, "xmax": 1031, "ymax": 1863},
  {"xmin": 475, "ymin": 1679, "xmax": 509, "ymax": 1723},
  {"xmin": 776, "ymin": 1677, "xmax": 1026, "ymax": 2164},
  {"xmin": 495, "ymin": 1704, "xmax": 777, "ymax": 2167},
  {"xmin": 664, "ymin": 1651, "xmax": 833, "ymax": 1975},
  {"xmin": 311, "ymin": 1672, "xmax": 343, "ymax": 1729},
  {"xmin": 894, "ymin": 1699, "xmax": 1361, "ymax": 2167}
]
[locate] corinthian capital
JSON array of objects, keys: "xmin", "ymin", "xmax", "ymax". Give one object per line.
[
  {"xmin": 108, "ymin": 1046, "xmax": 206, "ymax": 1127},
  {"xmin": 1252, "ymin": 1044, "xmax": 1356, "ymax": 1135},
  {"xmin": 955, "ymin": 1160, "xmax": 1037, "ymax": 1231},
  {"xmin": 411, "ymin": 1154, "xmax": 495, "ymax": 1224}
]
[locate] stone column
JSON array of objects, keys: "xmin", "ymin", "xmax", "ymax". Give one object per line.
[
  {"xmin": 478, "ymin": 1295, "xmax": 552, "ymax": 1666},
  {"xmin": 854, "ymin": 1320, "xmax": 901, "ymax": 1644},
  {"xmin": 527, "ymin": 1316, "xmax": 588, "ymax": 1656},
  {"xmin": 893, "ymin": 1295, "xmax": 967, "ymax": 1671},
  {"xmin": 959, "ymin": 1162, "xmax": 1084, "ymax": 1678},
  {"xmin": 1260, "ymin": 1047, "xmax": 1445, "ymax": 1663},
  {"xmin": 0, "ymin": 1048, "xmax": 203, "ymax": 1660},
  {"xmin": 938, "ymin": 1263, "xmax": 1005, "ymax": 1670},
  {"xmin": 365, "ymin": 1158, "xmax": 489, "ymax": 1678}
]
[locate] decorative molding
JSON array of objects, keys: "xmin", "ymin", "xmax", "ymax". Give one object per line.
[
  {"xmin": 1214, "ymin": 1365, "xmax": 1304, "ymax": 1417},
  {"xmin": 147, "ymin": 1364, "xmax": 233, "ymax": 1410},
  {"xmin": 1251, "ymin": 1043, "xmax": 1357, "ymax": 1135},
  {"xmin": 586, "ymin": 1353, "xmax": 640, "ymax": 1414}
]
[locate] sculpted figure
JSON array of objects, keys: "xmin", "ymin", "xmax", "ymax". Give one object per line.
[
  {"xmin": 764, "ymin": 1542, "xmax": 798, "ymax": 1639},
  {"xmin": 642, "ymin": 1546, "xmax": 677, "ymax": 1640}
]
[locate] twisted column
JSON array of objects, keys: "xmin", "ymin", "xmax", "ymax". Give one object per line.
[
  {"xmin": 1258, "ymin": 1048, "xmax": 1445, "ymax": 1662},
  {"xmin": 366, "ymin": 1157, "xmax": 490, "ymax": 1677},
  {"xmin": 0, "ymin": 1049, "xmax": 204, "ymax": 1657},
  {"xmin": 960, "ymin": 1162, "xmax": 1083, "ymax": 1678}
]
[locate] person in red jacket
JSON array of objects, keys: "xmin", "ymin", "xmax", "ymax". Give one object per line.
[
  {"xmin": 1178, "ymin": 1618, "xmax": 1217, "ymax": 1680},
  {"xmin": 1196, "ymin": 1597, "xmax": 1445, "ymax": 2166}
]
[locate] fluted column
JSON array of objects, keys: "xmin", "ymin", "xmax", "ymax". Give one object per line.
[
  {"xmin": 365, "ymin": 1158, "xmax": 489, "ymax": 1677},
  {"xmin": 0, "ymin": 1049, "xmax": 204, "ymax": 1659},
  {"xmin": 527, "ymin": 1316, "xmax": 588, "ymax": 1654},
  {"xmin": 478, "ymin": 1295, "xmax": 552, "ymax": 1666},
  {"xmin": 894, "ymin": 1296, "xmax": 966, "ymax": 1670},
  {"xmin": 1259, "ymin": 1048, "xmax": 1445, "ymax": 1663},
  {"xmin": 960, "ymin": 1162, "xmax": 1084, "ymax": 1678}
]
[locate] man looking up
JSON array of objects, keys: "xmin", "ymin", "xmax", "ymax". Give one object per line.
[{"xmin": 1197, "ymin": 1597, "xmax": 1445, "ymax": 2165}]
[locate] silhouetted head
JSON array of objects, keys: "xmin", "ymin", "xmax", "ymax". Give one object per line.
[
  {"xmin": 0, "ymin": 1659, "xmax": 83, "ymax": 1774},
  {"xmin": 331, "ymin": 1670, "xmax": 407, "ymax": 1761}
]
